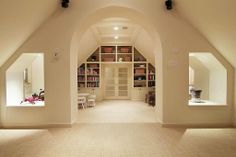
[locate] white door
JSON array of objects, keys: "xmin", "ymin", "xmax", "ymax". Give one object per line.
[{"xmin": 104, "ymin": 64, "xmax": 130, "ymax": 99}]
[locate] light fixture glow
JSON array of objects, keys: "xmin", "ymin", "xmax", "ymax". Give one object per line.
[
  {"xmin": 113, "ymin": 26, "xmax": 119, "ymax": 30},
  {"xmin": 114, "ymin": 36, "xmax": 119, "ymax": 39}
]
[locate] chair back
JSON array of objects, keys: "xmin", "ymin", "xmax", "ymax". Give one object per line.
[{"xmin": 78, "ymin": 96, "xmax": 86, "ymax": 103}]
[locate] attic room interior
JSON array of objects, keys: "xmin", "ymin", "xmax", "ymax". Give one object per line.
[{"xmin": 0, "ymin": 0, "xmax": 236, "ymax": 156}]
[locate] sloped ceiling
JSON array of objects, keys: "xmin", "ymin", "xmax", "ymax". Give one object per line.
[
  {"xmin": 0, "ymin": 0, "xmax": 59, "ymax": 66},
  {"xmin": 1, "ymin": 0, "xmax": 236, "ymax": 69},
  {"xmin": 176, "ymin": 0, "xmax": 236, "ymax": 68}
]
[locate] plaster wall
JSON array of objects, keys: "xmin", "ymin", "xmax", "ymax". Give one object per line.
[
  {"xmin": 31, "ymin": 55, "xmax": 44, "ymax": 94},
  {"xmin": 189, "ymin": 57, "xmax": 209, "ymax": 100},
  {"xmin": 0, "ymin": 0, "xmax": 234, "ymax": 127},
  {"xmin": 6, "ymin": 72, "xmax": 23, "ymax": 106},
  {"xmin": 234, "ymin": 72, "xmax": 236, "ymax": 126}
]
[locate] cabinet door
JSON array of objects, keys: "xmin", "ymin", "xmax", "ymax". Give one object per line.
[{"xmin": 131, "ymin": 88, "xmax": 148, "ymax": 101}]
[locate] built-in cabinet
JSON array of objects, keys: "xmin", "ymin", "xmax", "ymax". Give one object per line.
[{"xmin": 78, "ymin": 46, "xmax": 156, "ymax": 101}]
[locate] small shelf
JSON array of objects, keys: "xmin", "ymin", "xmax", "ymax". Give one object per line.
[
  {"xmin": 101, "ymin": 46, "xmax": 116, "ymax": 53},
  {"xmin": 87, "ymin": 67, "xmax": 99, "ymax": 69},
  {"xmin": 148, "ymin": 63, "xmax": 155, "ymax": 87},
  {"xmin": 117, "ymin": 46, "xmax": 132, "ymax": 53},
  {"xmin": 87, "ymin": 48, "xmax": 100, "ymax": 62},
  {"xmin": 87, "ymin": 74, "xmax": 99, "ymax": 76},
  {"xmin": 78, "ymin": 63, "xmax": 86, "ymax": 88},
  {"xmin": 134, "ymin": 67, "xmax": 146, "ymax": 69},
  {"xmin": 134, "ymin": 48, "xmax": 146, "ymax": 62},
  {"xmin": 134, "ymin": 74, "xmax": 146, "ymax": 76},
  {"xmin": 117, "ymin": 53, "xmax": 132, "ymax": 54},
  {"xmin": 101, "ymin": 53, "xmax": 115, "ymax": 55},
  {"xmin": 87, "ymin": 62, "xmax": 100, "ymax": 64}
]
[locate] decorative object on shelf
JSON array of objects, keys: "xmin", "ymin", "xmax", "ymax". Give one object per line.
[
  {"xmin": 119, "ymin": 58, "xmax": 123, "ymax": 62},
  {"xmin": 91, "ymin": 55, "xmax": 97, "ymax": 61},
  {"xmin": 190, "ymin": 87, "xmax": 203, "ymax": 103},
  {"xmin": 21, "ymin": 92, "xmax": 44, "ymax": 104}
]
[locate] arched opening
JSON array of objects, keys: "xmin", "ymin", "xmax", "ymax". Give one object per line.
[{"xmin": 70, "ymin": 6, "xmax": 163, "ymax": 123}]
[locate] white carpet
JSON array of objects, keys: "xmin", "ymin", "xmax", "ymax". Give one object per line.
[
  {"xmin": 1, "ymin": 124, "xmax": 236, "ymax": 157},
  {"xmin": 77, "ymin": 100, "xmax": 158, "ymax": 123}
]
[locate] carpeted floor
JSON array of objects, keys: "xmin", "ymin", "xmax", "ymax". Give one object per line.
[
  {"xmin": 1, "ymin": 100, "xmax": 236, "ymax": 157},
  {"xmin": 76, "ymin": 100, "xmax": 157, "ymax": 123},
  {"xmin": 1, "ymin": 124, "xmax": 236, "ymax": 157}
]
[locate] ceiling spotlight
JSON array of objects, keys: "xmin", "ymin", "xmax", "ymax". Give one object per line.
[
  {"xmin": 113, "ymin": 26, "xmax": 119, "ymax": 30},
  {"xmin": 165, "ymin": 0, "xmax": 173, "ymax": 10},
  {"xmin": 61, "ymin": 0, "xmax": 70, "ymax": 8},
  {"xmin": 114, "ymin": 36, "xmax": 119, "ymax": 39}
]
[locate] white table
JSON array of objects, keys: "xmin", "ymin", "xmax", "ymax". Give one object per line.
[
  {"xmin": 78, "ymin": 93, "xmax": 90, "ymax": 97},
  {"xmin": 78, "ymin": 93, "xmax": 90, "ymax": 107}
]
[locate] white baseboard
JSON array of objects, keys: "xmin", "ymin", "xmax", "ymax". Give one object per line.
[
  {"xmin": 1, "ymin": 123, "xmax": 72, "ymax": 129},
  {"xmin": 161, "ymin": 122, "xmax": 233, "ymax": 128}
]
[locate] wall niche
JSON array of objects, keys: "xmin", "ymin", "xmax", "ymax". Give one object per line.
[{"xmin": 6, "ymin": 53, "xmax": 45, "ymax": 106}]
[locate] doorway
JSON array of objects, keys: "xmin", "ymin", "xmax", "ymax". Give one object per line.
[{"xmin": 103, "ymin": 64, "xmax": 131, "ymax": 99}]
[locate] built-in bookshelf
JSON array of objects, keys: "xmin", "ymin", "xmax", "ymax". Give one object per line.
[
  {"xmin": 78, "ymin": 63, "xmax": 85, "ymax": 88},
  {"xmin": 148, "ymin": 63, "xmax": 155, "ymax": 87},
  {"xmin": 87, "ymin": 63, "xmax": 100, "ymax": 87},
  {"xmin": 117, "ymin": 46, "xmax": 132, "ymax": 62},
  {"xmin": 133, "ymin": 63, "xmax": 147, "ymax": 87},
  {"xmin": 134, "ymin": 48, "xmax": 146, "ymax": 62},
  {"xmin": 87, "ymin": 48, "xmax": 100, "ymax": 62},
  {"xmin": 101, "ymin": 46, "xmax": 116, "ymax": 62},
  {"xmin": 77, "ymin": 46, "xmax": 156, "ymax": 89}
]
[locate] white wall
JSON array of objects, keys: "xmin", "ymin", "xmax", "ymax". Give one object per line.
[
  {"xmin": 31, "ymin": 55, "xmax": 44, "ymax": 94},
  {"xmin": 234, "ymin": 72, "xmax": 236, "ymax": 126},
  {"xmin": 77, "ymin": 29, "xmax": 99, "ymax": 65},
  {"xmin": 189, "ymin": 57, "xmax": 209, "ymax": 100},
  {"xmin": 6, "ymin": 72, "xmax": 24, "ymax": 106},
  {"xmin": 209, "ymin": 70, "xmax": 227, "ymax": 103},
  {"xmin": 134, "ymin": 29, "xmax": 155, "ymax": 65}
]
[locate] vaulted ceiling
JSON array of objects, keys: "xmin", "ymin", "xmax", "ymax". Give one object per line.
[{"xmin": 0, "ymin": 0, "xmax": 236, "ymax": 68}]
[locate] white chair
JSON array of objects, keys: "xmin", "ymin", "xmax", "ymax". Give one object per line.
[
  {"xmin": 78, "ymin": 96, "xmax": 86, "ymax": 109},
  {"xmin": 87, "ymin": 94, "xmax": 96, "ymax": 107}
]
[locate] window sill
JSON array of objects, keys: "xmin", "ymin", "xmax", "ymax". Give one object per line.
[
  {"xmin": 188, "ymin": 100, "xmax": 227, "ymax": 107},
  {"xmin": 7, "ymin": 101, "xmax": 45, "ymax": 107}
]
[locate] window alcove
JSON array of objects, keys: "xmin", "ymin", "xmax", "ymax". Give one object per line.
[
  {"xmin": 189, "ymin": 53, "xmax": 227, "ymax": 106},
  {"xmin": 6, "ymin": 53, "xmax": 45, "ymax": 107}
]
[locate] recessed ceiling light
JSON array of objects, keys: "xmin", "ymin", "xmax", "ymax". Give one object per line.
[
  {"xmin": 114, "ymin": 36, "xmax": 119, "ymax": 39},
  {"xmin": 113, "ymin": 26, "xmax": 119, "ymax": 30}
]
